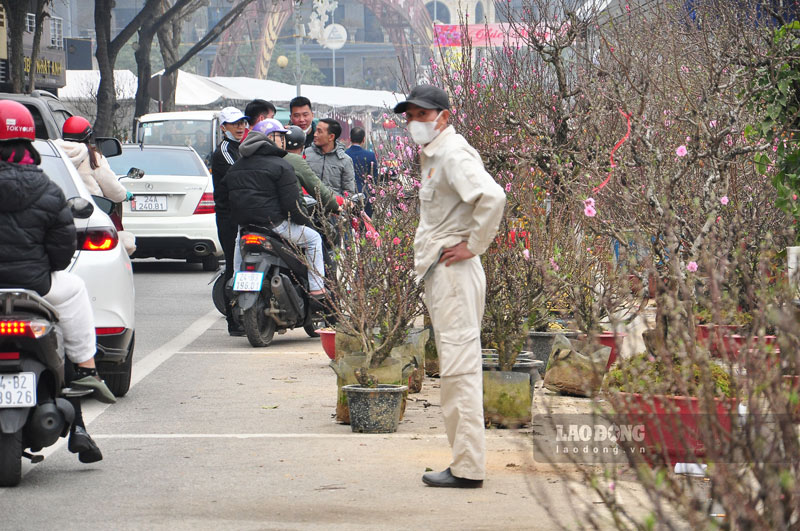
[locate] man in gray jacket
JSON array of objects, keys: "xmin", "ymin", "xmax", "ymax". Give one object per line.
[{"xmin": 304, "ymin": 118, "xmax": 356, "ymax": 196}]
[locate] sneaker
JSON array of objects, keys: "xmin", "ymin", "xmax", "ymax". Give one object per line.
[{"xmin": 68, "ymin": 426, "xmax": 103, "ymax": 463}]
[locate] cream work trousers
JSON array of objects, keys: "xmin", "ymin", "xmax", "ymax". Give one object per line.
[{"xmin": 424, "ymin": 256, "xmax": 486, "ymax": 480}]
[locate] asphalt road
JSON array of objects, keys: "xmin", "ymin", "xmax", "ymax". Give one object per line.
[{"xmin": 0, "ymin": 259, "xmax": 651, "ymax": 530}]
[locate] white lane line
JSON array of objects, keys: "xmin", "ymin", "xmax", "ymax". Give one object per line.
[
  {"xmin": 23, "ymin": 310, "xmax": 221, "ymax": 475},
  {"xmin": 94, "ymin": 433, "xmax": 449, "ymax": 439}
]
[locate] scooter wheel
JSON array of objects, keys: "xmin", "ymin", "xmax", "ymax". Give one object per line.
[
  {"xmin": 0, "ymin": 430, "xmax": 22, "ymax": 487},
  {"xmin": 243, "ymin": 301, "xmax": 276, "ymax": 347},
  {"xmin": 212, "ymin": 274, "xmax": 227, "ymax": 316}
]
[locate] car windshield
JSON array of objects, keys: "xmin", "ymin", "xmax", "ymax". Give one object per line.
[
  {"xmin": 108, "ymin": 148, "xmax": 207, "ymax": 176},
  {"xmin": 137, "ymin": 119, "xmax": 214, "ymax": 161},
  {"xmin": 39, "ymin": 153, "xmax": 80, "ymax": 198}
]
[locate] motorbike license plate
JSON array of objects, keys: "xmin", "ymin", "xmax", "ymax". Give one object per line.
[
  {"xmin": 0, "ymin": 372, "xmax": 36, "ymax": 408},
  {"xmin": 233, "ymin": 272, "xmax": 264, "ymax": 292},
  {"xmin": 131, "ymin": 195, "xmax": 167, "ymax": 211}
]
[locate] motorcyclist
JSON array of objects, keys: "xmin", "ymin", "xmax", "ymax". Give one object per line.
[
  {"xmin": 0, "ymin": 100, "xmax": 115, "ymax": 465},
  {"xmin": 283, "ymin": 126, "xmax": 342, "ymax": 215},
  {"xmin": 226, "ymin": 119, "xmax": 327, "ymax": 297},
  {"xmin": 55, "ymin": 116, "xmax": 136, "ymax": 256}
]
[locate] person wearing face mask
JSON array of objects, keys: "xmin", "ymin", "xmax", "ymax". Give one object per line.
[
  {"xmin": 394, "ymin": 85, "xmax": 505, "ymax": 489},
  {"xmin": 211, "ymin": 107, "xmax": 249, "ymax": 336}
]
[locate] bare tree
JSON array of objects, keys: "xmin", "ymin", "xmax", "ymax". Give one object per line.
[{"xmin": 1, "ymin": 0, "xmax": 51, "ymax": 94}]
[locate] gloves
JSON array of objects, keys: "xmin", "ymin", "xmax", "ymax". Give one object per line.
[{"xmin": 125, "ymin": 191, "xmax": 134, "ymax": 202}]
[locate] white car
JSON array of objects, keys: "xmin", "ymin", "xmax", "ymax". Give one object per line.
[
  {"xmin": 36, "ymin": 139, "xmax": 136, "ymax": 397},
  {"xmin": 109, "ymin": 144, "xmax": 222, "ymax": 271}
]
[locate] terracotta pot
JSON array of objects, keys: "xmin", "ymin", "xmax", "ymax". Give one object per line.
[
  {"xmin": 618, "ymin": 392, "xmax": 737, "ymax": 466},
  {"xmin": 595, "ymin": 331, "xmax": 627, "ymax": 369}
]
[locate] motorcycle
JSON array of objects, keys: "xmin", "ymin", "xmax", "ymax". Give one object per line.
[{"xmin": 0, "ymin": 288, "xmax": 92, "ymax": 487}]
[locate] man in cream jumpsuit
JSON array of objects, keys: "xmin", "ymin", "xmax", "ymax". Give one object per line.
[{"xmin": 394, "ymin": 85, "xmax": 505, "ymax": 488}]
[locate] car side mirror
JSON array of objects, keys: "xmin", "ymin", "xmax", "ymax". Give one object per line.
[
  {"xmin": 91, "ymin": 195, "xmax": 115, "ymax": 215},
  {"xmin": 67, "ymin": 197, "xmax": 94, "ymax": 219},
  {"xmin": 126, "ymin": 167, "xmax": 145, "ymax": 179},
  {"xmin": 96, "ymin": 137, "xmax": 122, "ymax": 158}
]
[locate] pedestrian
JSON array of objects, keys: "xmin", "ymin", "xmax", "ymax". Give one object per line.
[
  {"xmin": 304, "ymin": 118, "xmax": 356, "ymax": 196},
  {"xmin": 393, "ymin": 85, "xmax": 505, "ymax": 488},
  {"xmin": 345, "ymin": 126, "xmax": 378, "ymax": 216},
  {"xmin": 56, "ymin": 116, "xmax": 136, "ymax": 255},
  {"xmin": 226, "ymin": 119, "xmax": 327, "ymax": 297},
  {"xmin": 245, "ymin": 99, "xmax": 277, "ymax": 125},
  {"xmin": 210, "ymin": 106, "xmax": 249, "ymax": 336},
  {"xmin": 0, "ymin": 100, "xmax": 116, "ymax": 465},
  {"xmin": 289, "ymin": 96, "xmax": 315, "ymax": 148}
]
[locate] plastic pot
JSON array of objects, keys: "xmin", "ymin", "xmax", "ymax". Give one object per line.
[{"xmin": 343, "ymin": 384, "xmax": 408, "ymax": 433}]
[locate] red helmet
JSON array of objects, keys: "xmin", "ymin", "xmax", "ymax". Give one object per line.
[
  {"xmin": 62, "ymin": 115, "xmax": 93, "ymax": 143},
  {"xmin": 0, "ymin": 100, "xmax": 36, "ymax": 141}
]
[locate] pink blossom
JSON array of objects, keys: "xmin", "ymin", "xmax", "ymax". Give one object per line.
[
  {"xmin": 676, "ymin": 145, "xmax": 688, "ymax": 157},
  {"xmin": 720, "ymin": 196, "xmax": 729, "ymax": 205},
  {"xmin": 681, "ymin": 65, "xmax": 689, "ymax": 73},
  {"xmin": 794, "ymin": 194, "xmax": 798, "ymax": 201},
  {"xmin": 584, "ymin": 197, "xmax": 595, "ymax": 208},
  {"xmin": 584, "ymin": 205, "xmax": 596, "ymax": 217},
  {"xmin": 686, "ymin": 261, "xmax": 698, "ymax": 272},
  {"xmin": 522, "ymin": 249, "xmax": 530, "ymax": 261},
  {"xmin": 549, "ymin": 258, "xmax": 560, "ymax": 271},
  {"xmin": 505, "ymin": 183, "xmax": 512, "ymax": 192},
  {"xmin": 392, "ymin": 237, "xmax": 401, "ymax": 245},
  {"xmin": 709, "ymin": 120, "xmax": 717, "ymax": 128}
]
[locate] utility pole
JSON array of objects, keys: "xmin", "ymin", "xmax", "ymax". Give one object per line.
[{"xmin": 294, "ymin": 0, "xmax": 301, "ymax": 97}]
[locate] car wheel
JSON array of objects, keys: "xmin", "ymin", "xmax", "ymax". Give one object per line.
[
  {"xmin": 0, "ymin": 430, "xmax": 22, "ymax": 487},
  {"xmin": 243, "ymin": 300, "xmax": 276, "ymax": 347},
  {"xmin": 202, "ymin": 255, "xmax": 220, "ymax": 272},
  {"xmin": 99, "ymin": 333, "xmax": 134, "ymax": 397}
]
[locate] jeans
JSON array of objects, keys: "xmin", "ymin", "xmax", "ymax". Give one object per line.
[{"xmin": 271, "ymin": 220, "xmax": 325, "ymax": 292}]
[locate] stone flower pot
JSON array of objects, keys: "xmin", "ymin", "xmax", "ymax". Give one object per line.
[
  {"xmin": 526, "ymin": 330, "xmax": 580, "ymax": 376},
  {"xmin": 343, "ymin": 384, "xmax": 408, "ymax": 433}
]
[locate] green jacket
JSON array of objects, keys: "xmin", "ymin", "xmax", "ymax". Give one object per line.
[{"xmin": 284, "ymin": 153, "xmax": 340, "ymax": 214}]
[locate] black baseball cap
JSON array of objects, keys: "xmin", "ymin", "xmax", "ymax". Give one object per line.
[{"xmin": 393, "ymin": 85, "xmax": 450, "ymax": 114}]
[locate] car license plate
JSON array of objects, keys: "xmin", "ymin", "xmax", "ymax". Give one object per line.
[
  {"xmin": 0, "ymin": 372, "xmax": 36, "ymax": 408},
  {"xmin": 131, "ymin": 195, "xmax": 167, "ymax": 211},
  {"xmin": 233, "ymin": 272, "xmax": 264, "ymax": 292}
]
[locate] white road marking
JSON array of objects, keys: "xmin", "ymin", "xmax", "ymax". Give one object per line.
[
  {"xmin": 22, "ymin": 310, "xmax": 221, "ymax": 475},
  {"xmin": 93, "ymin": 433, "xmax": 450, "ymax": 439}
]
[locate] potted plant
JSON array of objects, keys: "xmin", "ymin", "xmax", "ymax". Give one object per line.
[{"xmin": 318, "ymin": 158, "xmax": 427, "ymax": 427}]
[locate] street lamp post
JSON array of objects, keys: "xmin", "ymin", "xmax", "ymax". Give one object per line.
[{"xmin": 294, "ymin": 0, "xmax": 302, "ymax": 97}]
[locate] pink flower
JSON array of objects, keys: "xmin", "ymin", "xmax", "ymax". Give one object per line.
[
  {"xmin": 720, "ymin": 196, "xmax": 729, "ymax": 205},
  {"xmin": 392, "ymin": 237, "xmax": 401, "ymax": 245},
  {"xmin": 709, "ymin": 120, "xmax": 717, "ymax": 128},
  {"xmin": 584, "ymin": 205, "xmax": 596, "ymax": 217},
  {"xmin": 794, "ymin": 194, "xmax": 798, "ymax": 201},
  {"xmin": 687, "ymin": 261, "xmax": 698, "ymax": 272},
  {"xmin": 583, "ymin": 197, "xmax": 595, "ymax": 208},
  {"xmin": 505, "ymin": 183, "xmax": 512, "ymax": 192},
  {"xmin": 549, "ymin": 257, "xmax": 560, "ymax": 271},
  {"xmin": 522, "ymin": 249, "xmax": 530, "ymax": 261},
  {"xmin": 676, "ymin": 145, "xmax": 688, "ymax": 157}
]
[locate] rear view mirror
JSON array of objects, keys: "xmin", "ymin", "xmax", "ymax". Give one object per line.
[
  {"xmin": 96, "ymin": 137, "xmax": 122, "ymax": 158},
  {"xmin": 67, "ymin": 197, "xmax": 94, "ymax": 219},
  {"xmin": 126, "ymin": 167, "xmax": 145, "ymax": 179},
  {"xmin": 91, "ymin": 195, "xmax": 114, "ymax": 215}
]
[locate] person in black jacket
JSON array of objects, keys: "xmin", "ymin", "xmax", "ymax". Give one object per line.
[
  {"xmin": 210, "ymin": 106, "xmax": 248, "ymax": 335},
  {"xmin": 227, "ymin": 119, "xmax": 326, "ymax": 295},
  {"xmin": 0, "ymin": 99, "xmax": 109, "ymax": 464}
]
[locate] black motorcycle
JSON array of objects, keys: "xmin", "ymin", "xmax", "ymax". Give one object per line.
[
  {"xmin": 0, "ymin": 289, "xmax": 92, "ymax": 487},
  {"xmin": 231, "ymin": 224, "xmax": 335, "ymax": 347}
]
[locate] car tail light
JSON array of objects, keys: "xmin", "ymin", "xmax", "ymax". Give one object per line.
[
  {"xmin": 0, "ymin": 320, "xmax": 50, "ymax": 338},
  {"xmin": 78, "ymin": 227, "xmax": 119, "ymax": 251},
  {"xmin": 0, "ymin": 352, "xmax": 20, "ymax": 360},
  {"xmin": 193, "ymin": 193, "xmax": 215, "ymax": 215},
  {"xmin": 96, "ymin": 327, "xmax": 125, "ymax": 335}
]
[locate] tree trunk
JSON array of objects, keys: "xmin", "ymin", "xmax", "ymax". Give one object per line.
[
  {"xmin": 133, "ymin": 30, "xmax": 157, "ymax": 121},
  {"xmin": 156, "ymin": 18, "xmax": 181, "ymax": 112},
  {"xmin": 94, "ymin": 0, "xmax": 117, "ymax": 136},
  {"xmin": 27, "ymin": 0, "xmax": 51, "ymax": 93},
  {"xmin": 1, "ymin": 0, "xmax": 28, "ymax": 93}
]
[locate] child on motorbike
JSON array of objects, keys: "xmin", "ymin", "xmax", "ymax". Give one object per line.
[{"xmin": 0, "ymin": 101, "xmax": 115, "ymax": 464}]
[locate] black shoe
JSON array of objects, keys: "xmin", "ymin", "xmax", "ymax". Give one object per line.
[
  {"xmin": 68, "ymin": 426, "xmax": 103, "ymax": 463},
  {"xmin": 228, "ymin": 325, "xmax": 246, "ymax": 337},
  {"xmin": 422, "ymin": 468, "xmax": 483, "ymax": 488}
]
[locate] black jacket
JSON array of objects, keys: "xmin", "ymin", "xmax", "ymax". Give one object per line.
[
  {"xmin": 226, "ymin": 132, "xmax": 311, "ymax": 229},
  {"xmin": 0, "ymin": 161, "xmax": 76, "ymax": 295},
  {"xmin": 210, "ymin": 137, "xmax": 241, "ymax": 217}
]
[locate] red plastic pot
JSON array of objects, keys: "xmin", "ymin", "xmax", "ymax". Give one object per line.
[
  {"xmin": 618, "ymin": 392, "xmax": 737, "ymax": 466},
  {"xmin": 695, "ymin": 325, "xmax": 776, "ymax": 359},
  {"xmin": 596, "ymin": 331, "xmax": 627, "ymax": 369},
  {"xmin": 318, "ymin": 329, "xmax": 336, "ymax": 360}
]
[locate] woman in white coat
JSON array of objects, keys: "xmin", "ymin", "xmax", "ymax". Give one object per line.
[{"xmin": 56, "ymin": 116, "xmax": 136, "ymax": 255}]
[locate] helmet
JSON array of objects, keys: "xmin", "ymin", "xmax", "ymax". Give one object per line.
[
  {"xmin": 285, "ymin": 125, "xmax": 306, "ymax": 150},
  {"xmin": 0, "ymin": 100, "xmax": 36, "ymax": 141},
  {"xmin": 251, "ymin": 118, "xmax": 288, "ymax": 137},
  {"xmin": 62, "ymin": 116, "xmax": 93, "ymax": 142}
]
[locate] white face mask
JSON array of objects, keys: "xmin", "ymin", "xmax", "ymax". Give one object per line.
[{"xmin": 408, "ymin": 111, "xmax": 444, "ymax": 145}]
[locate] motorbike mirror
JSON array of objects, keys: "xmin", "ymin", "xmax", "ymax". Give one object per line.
[
  {"xmin": 95, "ymin": 137, "xmax": 122, "ymax": 158},
  {"xmin": 126, "ymin": 167, "xmax": 145, "ymax": 179},
  {"xmin": 67, "ymin": 197, "xmax": 94, "ymax": 219},
  {"xmin": 91, "ymin": 195, "xmax": 115, "ymax": 215}
]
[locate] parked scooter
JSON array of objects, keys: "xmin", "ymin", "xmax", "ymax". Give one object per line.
[{"xmin": 0, "ymin": 289, "xmax": 92, "ymax": 487}]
